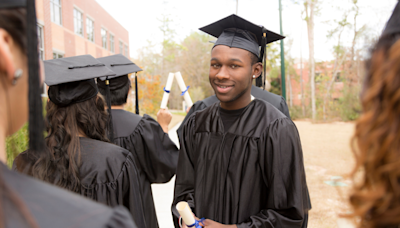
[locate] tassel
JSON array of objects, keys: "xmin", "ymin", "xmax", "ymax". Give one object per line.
[
  {"xmin": 135, "ymin": 73, "xmax": 139, "ymax": 115},
  {"xmin": 105, "ymin": 79, "xmax": 114, "ymax": 141},
  {"xmin": 257, "ymin": 28, "xmax": 268, "ymax": 90}
]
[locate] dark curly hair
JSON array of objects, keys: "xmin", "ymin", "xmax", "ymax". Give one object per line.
[
  {"xmin": 32, "ymin": 94, "xmax": 109, "ymax": 192},
  {"xmin": 349, "ymin": 33, "xmax": 400, "ymax": 228}
]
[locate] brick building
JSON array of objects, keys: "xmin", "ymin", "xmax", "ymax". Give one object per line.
[{"xmin": 35, "ymin": 0, "xmax": 130, "ymax": 61}]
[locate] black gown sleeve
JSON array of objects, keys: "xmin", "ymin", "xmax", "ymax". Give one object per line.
[
  {"xmin": 279, "ymin": 97, "xmax": 291, "ymax": 119},
  {"xmin": 237, "ymin": 118, "xmax": 308, "ymax": 228},
  {"xmin": 114, "ymin": 114, "xmax": 179, "ymax": 183},
  {"xmin": 177, "ymin": 101, "xmax": 207, "ymax": 142},
  {"xmin": 171, "ymin": 114, "xmax": 197, "ymax": 227}
]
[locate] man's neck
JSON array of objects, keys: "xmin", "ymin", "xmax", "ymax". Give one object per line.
[
  {"xmin": 111, "ymin": 105, "xmax": 124, "ymax": 110},
  {"xmin": 220, "ymin": 94, "xmax": 252, "ymax": 110}
]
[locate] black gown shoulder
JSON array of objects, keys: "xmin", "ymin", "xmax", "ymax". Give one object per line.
[
  {"xmin": 177, "ymin": 86, "xmax": 290, "ymax": 139},
  {"xmin": 77, "ymin": 138, "xmax": 147, "ymax": 228},
  {"xmin": 112, "ymin": 109, "xmax": 179, "ymax": 228},
  {"xmin": 2, "ymin": 162, "xmax": 136, "ymax": 228}
]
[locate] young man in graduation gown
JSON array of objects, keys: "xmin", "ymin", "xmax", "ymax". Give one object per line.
[
  {"xmin": 14, "ymin": 55, "xmax": 147, "ymax": 228},
  {"xmin": 97, "ymin": 54, "xmax": 179, "ymax": 228},
  {"xmin": 172, "ymin": 15, "xmax": 310, "ymax": 228}
]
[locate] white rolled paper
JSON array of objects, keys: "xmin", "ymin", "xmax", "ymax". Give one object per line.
[
  {"xmin": 175, "ymin": 72, "xmax": 193, "ymax": 107},
  {"xmin": 160, "ymin": 73, "xmax": 175, "ymax": 109},
  {"xmin": 176, "ymin": 201, "xmax": 196, "ymax": 226}
]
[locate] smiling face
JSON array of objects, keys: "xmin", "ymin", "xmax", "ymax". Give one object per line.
[{"xmin": 209, "ymin": 45, "xmax": 262, "ymax": 110}]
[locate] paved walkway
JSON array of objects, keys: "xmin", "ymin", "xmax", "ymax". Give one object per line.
[{"xmin": 151, "ymin": 122, "xmax": 181, "ymax": 228}]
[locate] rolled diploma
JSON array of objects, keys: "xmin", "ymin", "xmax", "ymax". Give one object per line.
[
  {"xmin": 160, "ymin": 73, "xmax": 175, "ymax": 109},
  {"xmin": 176, "ymin": 201, "xmax": 196, "ymax": 226},
  {"xmin": 175, "ymin": 72, "xmax": 193, "ymax": 107}
]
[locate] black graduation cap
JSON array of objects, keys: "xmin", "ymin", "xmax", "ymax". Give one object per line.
[
  {"xmin": 0, "ymin": 0, "xmax": 45, "ymax": 153},
  {"xmin": 96, "ymin": 54, "xmax": 142, "ymax": 141},
  {"xmin": 199, "ymin": 14, "xmax": 285, "ymax": 88},
  {"xmin": 44, "ymin": 55, "xmax": 116, "ymax": 107},
  {"xmin": 381, "ymin": 1, "xmax": 400, "ymax": 37}
]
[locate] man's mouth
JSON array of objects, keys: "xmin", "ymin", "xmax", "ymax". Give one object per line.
[{"xmin": 215, "ymin": 84, "xmax": 234, "ymax": 93}]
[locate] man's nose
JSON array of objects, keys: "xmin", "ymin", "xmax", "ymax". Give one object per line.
[{"xmin": 215, "ymin": 66, "xmax": 229, "ymax": 80}]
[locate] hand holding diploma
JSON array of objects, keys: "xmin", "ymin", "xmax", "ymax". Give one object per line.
[{"xmin": 176, "ymin": 202, "xmax": 236, "ymax": 228}]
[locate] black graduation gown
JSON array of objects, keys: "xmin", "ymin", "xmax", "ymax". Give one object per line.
[
  {"xmin": 111, "ymin": 109, "xmax": 179, "ymax": 228},
  {"xmin": 172, "ymin": 99, "xmax": 310, "ymax": 228},
  {"xmin": 14, "ymin": 138, "xmax": 147, "ymax": 228},
  {"xmin": 2, "ymin": 162, "xmax": 136, "ymax": 228},
  {"xmin": 177, "ymin": 85, "xmax": 290, "ymax": 140}
]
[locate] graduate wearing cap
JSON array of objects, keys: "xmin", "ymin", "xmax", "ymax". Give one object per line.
[
  {"xmin": 14, "ymin": 55, "xmax": 146, "ymax": 228},
  {"xmin": 0, "ymin": 1, "xmax": 136, "ymax": 228},
  {"xmin": 172, "ymin": 15, "xmax": 310, "ymax": 228},
  {"xmin": 97, "ymin": 54, "xmax": 179, "ymax": 228}
]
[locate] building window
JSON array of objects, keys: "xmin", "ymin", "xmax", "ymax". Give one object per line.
[
  {"xmin": 73, "ymin": 8, "xmax": 83, "ymax": 36},
  {"xmin": 119, "ymin": 41, "xmax": 123, "ymax": 54},
  {"xmin": 53, "ymin": 52, "xmax": 64, "ymax": 59},
  {"xmin": 124, "ymin": 45, "xmax": 128, "ymax": 57},
  {"xmin": 37, "ymin": 25, "xmax": 44, "ymax": 60},
  {"xmin": 86, "ymin": 18, "xmax": 94, "ymax": 42},
  {"xmin": 50, "ymin": 0, "xmax": 62, "ymax": 25},
  {"xmin": 101, "ymin": 28, "xmax": 107, "ymax": 49},
  {"xmin": 109, "ymin": 34, "xmax": 115, "ymax": 53}
]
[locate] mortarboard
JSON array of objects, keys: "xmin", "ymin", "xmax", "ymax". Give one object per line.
[
  {"xmin": 382, "ymin": 1, "xmax": 400, "ymax": 37},
  {"xmin": 96, "ymin": 54, "xmax": 142, "ymax": 141},
  {"xmin": 199, "ymin": 14, "xmax": 285, "ymax": 88},
  {"xmin": 0, "ymin": 0, "xmax": 45, "ymax": 153},
  {"xmin": 44, "ymin": 55, "xmax": 116, "ymax": 107}
]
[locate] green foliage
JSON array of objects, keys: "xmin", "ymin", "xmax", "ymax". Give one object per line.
[
  {"xmin": 289, "ymin": 106, "xmax": 304, "ymax": 120},
  {"xmin": 6, "ymin": 124, "xmax": 28, "ymax": 167},
  {"xmin": 336, "ymin": 84, "xmax": 361, "ymax": 121}
]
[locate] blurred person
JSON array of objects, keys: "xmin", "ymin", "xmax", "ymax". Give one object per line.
[
  {"xmin": 172, "ymin": 15, "xmax": 310, "ymax": 228},
  {"xmin": 348, "ymin": 2, "xmax": 400, "ymax": 228},
  {"xmin": 0, "ymin": 1, "xmax": 136, "ymax": 227},
  {"xmin": 97, "ymin": 54, "xmax": 179, "ymax": 228},
  {"xmin": 14, "ymin": 55, "xmax": 146, "ymax": 228}
]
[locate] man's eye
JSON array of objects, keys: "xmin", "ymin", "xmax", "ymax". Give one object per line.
[
  {"xmin": 231, "ymin": 65, "xmax": 238, "ymax": 69},
  {"xmin": 212, "ymin": 64, "xmax": 220, "ymax": 68}
]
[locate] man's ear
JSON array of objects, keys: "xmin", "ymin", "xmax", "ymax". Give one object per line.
[
  {"xmin": 252, "ymin": 62, "xmax": 263, "ymax": 78},
  {"xmin": 0, "ymin": 29, "xmax": 15, "ymax": 81}
]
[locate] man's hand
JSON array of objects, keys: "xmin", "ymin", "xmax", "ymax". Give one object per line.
[
  {"xmin": 181, "ymin": 218, "xmax": 236, "ymax": 228},
  {"xmin": 157, "ymin": 108, "xmax": 172, "ymax": 133},
  {"xmin": 201, "ymin": 219, "xmax": 237, "ymax": 228}
]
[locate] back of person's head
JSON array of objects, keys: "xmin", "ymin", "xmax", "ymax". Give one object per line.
[
  {"xmin": 38, "ymin": 94, "xmax": 110, "ymax": 192},
  {"xmin": 349, "ymin": 33, "xmax": 400, "ymax": 228},
  {"xmin": 97, "ymin": 76, "xmax": 131, "ymax": 106}
]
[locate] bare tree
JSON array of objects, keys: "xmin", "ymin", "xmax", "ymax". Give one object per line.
[{"xmin": 304, "ymin": 0, "xmax": 317, "ymax": 120}]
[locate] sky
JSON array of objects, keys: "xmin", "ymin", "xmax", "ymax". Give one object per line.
[{"xmin": 96, "ymin": 0, "xmax": 397, "ymax": 62}]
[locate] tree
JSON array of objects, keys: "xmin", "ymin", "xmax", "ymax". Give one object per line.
[
  {"xmin": 322, "ymin": 12, "xmax": 350, "ymax": 119},
  {"xmin": 304, "ymin": 0, "xmax": 318, "ymax": 120}
]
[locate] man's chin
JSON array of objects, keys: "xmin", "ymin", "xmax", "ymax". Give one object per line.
[{"xmin": 215, "ymin": 93, "xmax": 235, "ymax": 104}]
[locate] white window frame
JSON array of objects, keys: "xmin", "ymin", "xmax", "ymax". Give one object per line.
[
  {"xmin": 86, "ymin": 16, "xmax": 95, "ymax": 42},
  {"xmin": 119, "ymin": 40, "xmax": 123, "ymax": 54},
  {"xmin": 73, "ymin": 7, "xmax": 84, "ymax": 36},
  {"xmin": 124, "ymin": 44, "xmax": 129, "ymax": 57},
  {"xmin": 101, "ymin": 28, "xmax": 108, "ymax": 50},
  {"xmin": 52, "ymin": 49, "xmax": 64, "ymax": 59},
  {"xmin": 109, "ymin": 33, "xmax": 115, "ymax": 53},
  {"xmin": 50, "ymin": 0, "xmax": 62, "ymax": 25}
]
